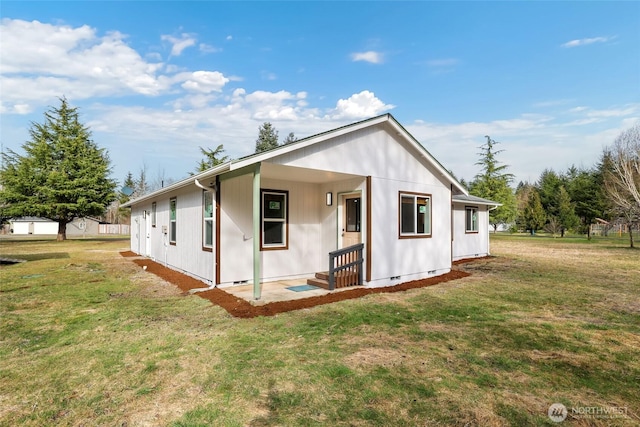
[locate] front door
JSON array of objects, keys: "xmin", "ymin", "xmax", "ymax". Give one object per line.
[{"xmin": 341, "ymin": 195, "xmax": 361, "ymax": 248}]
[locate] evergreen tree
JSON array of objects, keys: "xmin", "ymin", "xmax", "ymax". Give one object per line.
[
  {"xmin": 536, "ymin": 168, "xmax": 563, "ymax": 217},
  {"xmin": 469, "ymin": 135, "xmax": 517, "ymax": 232},
  {"xmin": 565, "ymin": 165, "xmax": 608, "ymax": 239},
  {"xmin": 523, "ymin": 189, "xmax": 546, "ymax": 235},
  {"xmin": 0, "ymin": 98, "xmax": 116, "ymax": 240},
  {"xmin": 194, "ymin": 144, "xmax": 229, "ymax": 174},
  {"xmin": 282, "ymin": 132, "xmax": 298, "ymax": 145},
  {"xmin": 255, "ymin": 122, "xmax": 279, "ymax": 153},
  {"xmin": 556, "ymin": 185, "xmax": 579, "ymax": 237}
]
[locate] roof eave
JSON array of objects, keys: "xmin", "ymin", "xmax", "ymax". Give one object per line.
[{"xmin": 121, "ymin": 162, "xmax": 231, "ymax": 207}]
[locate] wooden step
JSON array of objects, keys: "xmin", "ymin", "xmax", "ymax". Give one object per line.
[
  {"xmin": 306, "ymin": 277, "xmax": 331, "ymax": 290},
  {"xmin": 307, "ymin": 270, "xmax": 360, "ymax": 290}
]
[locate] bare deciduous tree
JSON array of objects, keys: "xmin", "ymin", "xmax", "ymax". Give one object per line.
[{"xmin": 603, "ymin": 123, "xmax": 640, "ymax": 248}]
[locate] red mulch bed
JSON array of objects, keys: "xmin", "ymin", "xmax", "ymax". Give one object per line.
[
  {"xmin": 124, "ymin": 255, "xmax": 472, "ymax": 318},
  {"xmin": 119, "ymin": 251, "xmax": 139, "ymax": 257},
  {"xmin": 453, "ymin": 255, "xmax": 494, "ymax": 265}
]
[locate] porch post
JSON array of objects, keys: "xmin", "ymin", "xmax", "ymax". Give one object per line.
[{"xmin": 252, "ymin": 163, "xmax": 262, "ymax": 300}]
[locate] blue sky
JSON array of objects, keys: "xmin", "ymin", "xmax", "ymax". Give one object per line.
[{"xmin": 1, "ymin": 1, "xmax": 638, "ymax": 187}]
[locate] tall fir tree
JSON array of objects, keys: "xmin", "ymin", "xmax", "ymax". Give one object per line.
[
  {"xmin": 255, "ymin": 122, "xmax": 280, "ymax": 153},
  {"xmin": 565, "ymin": 165, "xmax": 608, "ymax": 239},
  {"xmin": 0, "ymin": 98, "xmax": 116, "ymax": 240},
  {"xmin": 523, "ymin": 189, "xmax": 546, "ymax": 235},
  {"xmin": 469, "ymin": 135, "xmax": 517, "ymax": 232}
]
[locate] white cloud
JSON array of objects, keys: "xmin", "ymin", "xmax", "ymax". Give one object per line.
[
  {"xmin": 350, "ymin": 51, "xmax": 383, "ymax": 64},
  {"xmin": 161, "ymin": 33, "xmax": 197, "ymax": 56},
  {"xmin": 406, "ymin": 109, "xmax": 639, "ymax": 184},
  {"xmin": 226, "ymin": 35, "xmax": 233, "ymax": 41},
  {"xmin": 0, "ymin": 19, "xmax": 171, "ymax": 112},
  {"xmin": 179, "ymin": 71, "xmax": 230, "ymax": 93},
  {"xmin": 561, "ymin": 36, "xmax": 614, "ymax": 48},
  {"xmin": 331, "ymin": 91, "xmax": 394, "ymax": 119}
]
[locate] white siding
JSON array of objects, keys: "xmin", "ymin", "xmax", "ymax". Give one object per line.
[
  {"xmin": 11, "ymin": 220, "xmax": 58, "ymax": 235},
  {"xmin": 219, "ymin": 174, "xmax": 253, "ymax": 283},
  {"xmin": 219, "ymin": 175, "xmax": 330, "ymax": 284},
  {"xmin": 130, "ymin": 186, "xmax": 215, "ymax": 285},
  {"xmin": 367, "ymin": 176, "xmax": 452, "ymax": 287},
  {"xmin": 452, "ymin": 204, "xmax": 490, "ymax": 261},
  {"xmin": 269, "ymin": 124, "xmax": 447, "ymax": 187}
]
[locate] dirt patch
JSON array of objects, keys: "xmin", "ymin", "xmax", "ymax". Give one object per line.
[
  {"xmin": 119, "ymin": 250, "xmax": 139, "ymax": 257},
  {"xmin": 124, "ymin": 256, "xmax": 472, "ymax": 318}
]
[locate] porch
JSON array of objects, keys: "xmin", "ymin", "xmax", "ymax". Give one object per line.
[{"xmin": 222, "ymin": 277, "xmax": 365, "ymax": 306}]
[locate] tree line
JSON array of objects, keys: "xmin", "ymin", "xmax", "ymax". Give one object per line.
[{"xmin": 468, "ymin": 127, "xmax": 640, "ymax": 247}]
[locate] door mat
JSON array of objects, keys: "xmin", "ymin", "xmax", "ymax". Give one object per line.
[{"xmin": 286, "ymin": 284, "xmax": 320, "ymax": 292}]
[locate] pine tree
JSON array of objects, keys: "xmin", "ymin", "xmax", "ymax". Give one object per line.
[
  {"xmin": 282, "ymin": 132, "xmax": 297, "ymax": 145},
  {"xmin": 556, "ymin": 185, "xmax": 579, "ymax": 237},
  {"xmin": 255, "ymin": 122, "xmax": 279, "ymax": 153},
  {"xmin": 565, "ymin": 166, "xmax": 608, "ymax": 239},
  {"xmin": 469, "ymin": 136, "xmax": 517, "ymax": 232},
  {"xmin": 0, "ymin": 98, "xmax": 116, "ymax": 240},
  {"xmin": 194, "ymin": 144, "xmax": 229, "ymax": 173},
  {"xmin": 523, "ymin": 189, "xmax": 546, "ymax": 235}
]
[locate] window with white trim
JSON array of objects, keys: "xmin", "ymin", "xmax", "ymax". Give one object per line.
[
  {"xmin": 261, "ymin": 190, "xmax": 288, "ymax": 249},
  {"xmin": 151, "ymin": 202, "xmax": 157, "ymax": 227},
  {"xmin": 399, "ymin": 192, "xmax": 431, "ymax": 237},
  {"xmin": 466, "ymin": 206, "xmax": 478, "ymax": 233},
  {"xmin": 203, "ymin": 191, "xmax": 214, "ymax": 249},
  {"xmin": 169, "ymin": 197, "xmax": 177, "ymax": 244}
]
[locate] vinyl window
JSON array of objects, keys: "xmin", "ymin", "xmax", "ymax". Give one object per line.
[
  {"xmin": 261, "ymin": 190, "xmax": 288, "ymax": 250},
  {"xmin": 169, "ymin": 197, "xmax": 177, "ymax": 245},
  {"xmin": 399, "ymin": 192, "xmax": 431, "ymax": 238},
  {"xmin": 203, "ymin": 191, "xmax": 214, "ymax": 249},
  {"xmin": 466, "ymin": 207, "xmax": 478, "ymax": 233}
]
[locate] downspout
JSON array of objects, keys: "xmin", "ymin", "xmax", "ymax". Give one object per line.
[{"xmin": 253, "ymin": 163, "xmax": 262, "ymax": 300}]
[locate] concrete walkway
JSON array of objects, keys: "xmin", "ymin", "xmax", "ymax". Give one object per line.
[{"xmin": 221, "ymin": 278, "xmax": 363, "ymax": 306}]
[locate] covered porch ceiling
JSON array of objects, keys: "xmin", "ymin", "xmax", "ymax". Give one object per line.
[{"xmin": 260, "ymin": 162, "xmax": 361, "ymax": 183}]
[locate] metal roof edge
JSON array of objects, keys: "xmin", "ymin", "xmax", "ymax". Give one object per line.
[{"xmin": 121, "ymin": 163, "xmax": 230, "ymax": 207}]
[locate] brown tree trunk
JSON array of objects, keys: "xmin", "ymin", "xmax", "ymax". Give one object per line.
[
  {"xmin": 57, "ymin": 221, "xmax": 67, "ymax": 241},
  {"xmin": 630, "ymin": 227, "xmax": 634, "ymax": 248}
]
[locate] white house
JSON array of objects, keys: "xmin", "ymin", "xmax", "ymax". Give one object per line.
[{"xmin": 123, "ymin": 114, "xmax": 498, "ymax": 299}]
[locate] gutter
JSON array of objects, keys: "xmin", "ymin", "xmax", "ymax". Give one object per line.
[{"xmin": 122, "ymin": 163, "xmax": 230, "ymax": 207}]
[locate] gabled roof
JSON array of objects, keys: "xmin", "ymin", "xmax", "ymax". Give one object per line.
[
  {"xmin": 123, "ymin": 114, "xmax": 467, "ymax": 207},
  {"xmin": 452, "ymin": 194, "xmax": 502, "ymax": 207}
]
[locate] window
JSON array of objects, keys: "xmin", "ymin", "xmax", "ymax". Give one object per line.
[
  {"xmin": 466, "ymin": 207, "xmax": 478, "ymax": 233},
  {"xmin": 399, "ymin": 192, "xmax": 431, "ymax": 238},
  {"xmin": 261, "ymin": 189, "xmax": 288, "ymax": 250},
  {"xmin": 169, "ymin": 197, "xmax": 177, "ymax": 245},
  {"xmin": 151, "ymin": 202, "xmax": 157, "ymax": 227},
  {"xmin": 345, "ymin": 197, "xmax": 361, "ymax": 232},
  {"xmin": 203, "ymin": 191, "xmax": 214, "ymax": 250}
]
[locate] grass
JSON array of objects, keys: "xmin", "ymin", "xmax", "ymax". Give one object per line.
[{"xmin": 1, "ymin": 234, "xmax": 639, "ymax": 426}]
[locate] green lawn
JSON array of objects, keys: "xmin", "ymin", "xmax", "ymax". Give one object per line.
[{"xmin": 1, "ymin": 235, "xmax": 638, "ymax": 426}]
